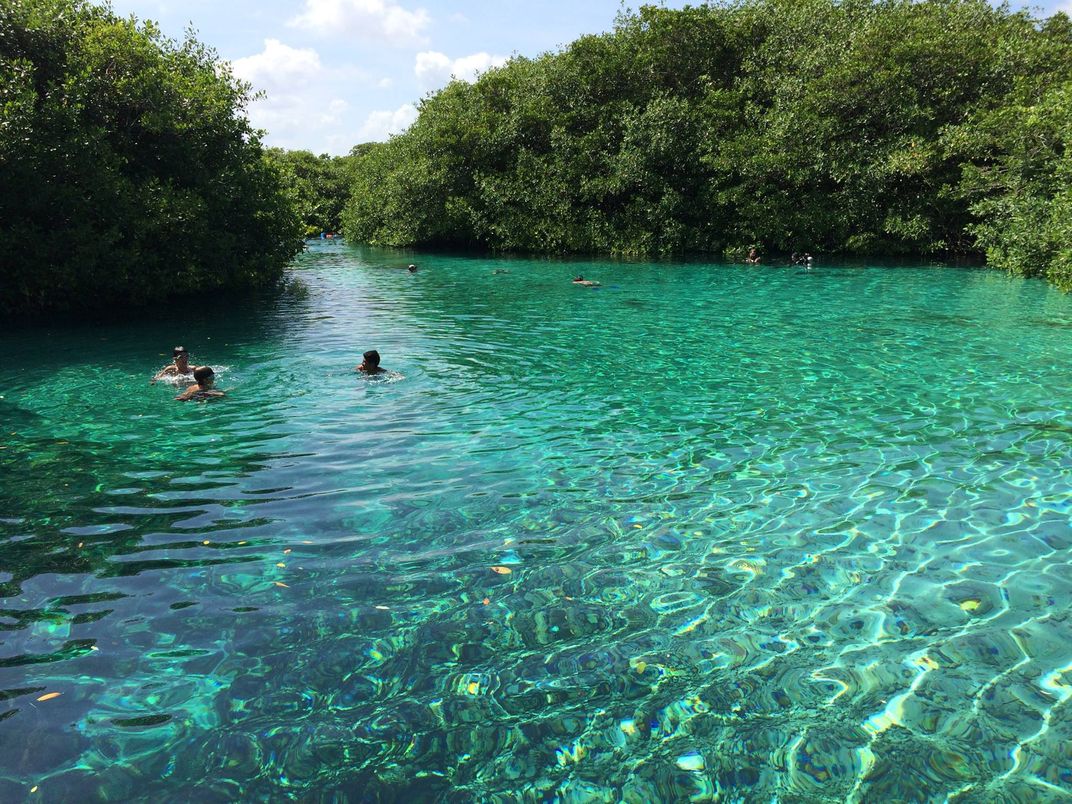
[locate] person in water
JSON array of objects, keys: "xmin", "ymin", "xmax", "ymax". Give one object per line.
[
  {"xmin": 175, "ymin": 366, "xmax": 224, "ymax": 401},
  {"xmin": 745, "ymin": 247, "xmax": 760, "ymax": 264},
  {"xmin": 152, "ymin": 346, "xmax": 194, "ymax": 384},
  {"xmin": 356, "ymin": 350, "xmax": 386, "ymax": 375},
  {"xmin": 572, "ymin": 276, "xmax": 600, "ymax": 287},
  {"xmin": 407, "ymin": 264, "xmax": 418, "ymax": 273}
]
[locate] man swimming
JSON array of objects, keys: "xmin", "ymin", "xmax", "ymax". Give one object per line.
[
  {"xmin": 175, "ymin": 366, "xmax": 225, "ymax": 401},
  {"xmin": 572, "ymin": 276, "xmax": 600, "ymax": 287},
  {"xmin": 356, "ymin": 350, "xmax": 386, "ymax": 375},
  {"xmin": 152, "ymin": 346, "xmax": 194, "ymax": 384}
]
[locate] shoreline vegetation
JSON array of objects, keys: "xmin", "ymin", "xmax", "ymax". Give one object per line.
[
  {"xmin": 0, "ymin": 0, "xmax": 303, "ymax": 317},
  {"xmin": 3, "ymin": 0, "xmax": 1072, "ymax": 319},
  {"xmin": 340, "ymin": 0, "xmax": 1072, "ymax": 289}
]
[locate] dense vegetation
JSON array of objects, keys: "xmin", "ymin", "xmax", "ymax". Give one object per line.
[
  {"xmin": 265, "ymin": 148, "xmax": 354, "ymax": 237},
  {"xmin": 341, "ymin": 0, "xmax": 1072, "ymax": 288},
  {"xmin": 0, "ymin": 0, "xmax": 302, "ymax": 316}
]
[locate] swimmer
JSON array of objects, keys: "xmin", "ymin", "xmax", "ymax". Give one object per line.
[
  {"xmin": 356, "ymin": 349, "xmax": 386, "ymax": 375},
  {"xmin": 572, "ymin": 276, "xmax": 600, "ymax": 287},
  {"xmin": 492, "ymin": 268, "xmax": 509, "ymax": 275},
  {"xmin": 175, "ymin": 366, "xmax": 224, "ymax": 401},
  {"xmin": 407, "ymin": 264, "xmax": 418, "ymax": 273},
  {"xmin": 152, "ymin": 346, "xmax": 194, "ymax": 384},
  {"xmin": 745, "ymin": 247, "xmax": 760, "ymax": 264}
]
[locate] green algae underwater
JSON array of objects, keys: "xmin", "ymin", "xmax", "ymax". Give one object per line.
[{"xmin": 3, "ymin": 242, "xmax": 1072, "ymax": 801}]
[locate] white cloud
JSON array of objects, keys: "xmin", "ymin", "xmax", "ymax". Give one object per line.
[
  {"xmin": 358, "ymin": 103, "xmax": 418, "ymax": 141},
  {"xmin": 229, "ymin": 40, "xmax": 367, "ymax": 154},
  {"xmin": 415, "ymin": 50, "xmax": 507, "ymax": 91},
  {"xmin": 320, "ymin": 98, "xmax": 350, "ymax": 125},
  {"xmin": 290, "ymin": 0, "xmax": 430, "ymax": 46},
  {"xmin": 231, "ymin": 39, "xmax": 323, "ymax": 93}
]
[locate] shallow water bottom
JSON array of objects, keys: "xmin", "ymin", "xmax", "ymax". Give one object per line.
[{"xmin": 3, "ymin": 245, "xmax": 1072, "ymax": 800}]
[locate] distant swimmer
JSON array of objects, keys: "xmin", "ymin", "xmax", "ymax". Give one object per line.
[
  {"xmin": 572, "ymin": 275, "xmax": 600, "ymax": 287},
  {"xmin": 175, "ymin": 366, "xmax": 224, "ymax": 401},
  {"xmin": 407, "ymin": 264, "xmax": 418, "ymax": 273},
  {"xmin": 152, "ymin": 346, "xmax": 194, "ymax": 384},
  {"xmin": 356, "ymin": 349, "xmax": 386, "ymax": 375},
  {"xmin": 492, "ymin": 268, "xmax": 509, "ymax": 275},
  {"xmin": 745, "ymin": 247, "xmax": 761, "ymax": 264}
]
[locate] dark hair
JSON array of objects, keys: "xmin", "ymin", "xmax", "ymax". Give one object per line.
[
  {"xmin": 173, "ymin": 346, "xmax": 188, "ymax": 357},
  {"xmin": 363, "ymin": 350, "xmax": 381, "ymax": 367},
  {"xmin": 193, "ymin": 365, "xmax": 214, "ymax": 383}
]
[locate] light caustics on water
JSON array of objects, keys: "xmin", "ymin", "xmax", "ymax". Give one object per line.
[{"xmin": 3, "ymin": 244, "xmax": 1072, "ymax": 801}]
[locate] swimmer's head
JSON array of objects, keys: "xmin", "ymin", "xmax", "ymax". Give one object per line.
[
  {"xmin": 363, "ymin": 350, "xmax": 381, "ymax": 368},
  {"xmin": 193, "ymin": 365, "xmax": 214, "ymax": 386},
  {"xmin": 173, "ymin": 346, "xmax": 188, "ymax": 358},
  {"xmin": 408, "ymin": 264, "xmax": 417, "ymax": 272}
]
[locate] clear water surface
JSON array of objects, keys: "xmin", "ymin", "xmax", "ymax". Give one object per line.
[{"xmin": 3, "ymin": 243, "xmax": 1072, "ymax": 801}]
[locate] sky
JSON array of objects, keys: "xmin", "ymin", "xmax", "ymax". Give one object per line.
[{"xmin": 108, "ymin": 0, "xmax": 1066, "ymax": 156}]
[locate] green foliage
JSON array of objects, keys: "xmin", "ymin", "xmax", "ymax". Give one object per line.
[
  {"xmin": 957, "ymin": 14, "xmax": 1072, "ymax": 289},
  {"xmin": 341, "ymin": 0, "xmax": 1072, "ymax": 284},
  {"xmin": 265, "ymin": 148, "xmax": 353, "ymax": 237},
  {"xmin": 0, "ymin": 0, "xmax": 303, "ymax": 316}
]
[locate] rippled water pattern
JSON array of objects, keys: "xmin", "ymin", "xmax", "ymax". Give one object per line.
[{"xmin": 4, "ymin": 245, "xmax": 1072, "ymax": 802}]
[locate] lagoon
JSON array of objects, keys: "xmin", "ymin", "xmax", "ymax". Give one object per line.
[{"xmin": 3, "ymin": 243, "xmax": 1072, "ymax": 800}]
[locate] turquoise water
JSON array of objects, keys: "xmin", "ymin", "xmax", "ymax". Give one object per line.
[{"xmin": 3, "ymin": 243, "xmax": 1072, "ymax": 801}]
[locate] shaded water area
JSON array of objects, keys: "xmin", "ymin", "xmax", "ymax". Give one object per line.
[{"xmin": 3, "ymin": 242, "xmax": 1072, "ymax": 801}]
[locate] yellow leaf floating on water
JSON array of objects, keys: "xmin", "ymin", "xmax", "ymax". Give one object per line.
[
  {"xmin": 276, "ymin": 563, "xmax": 286, "ymax": 568},
  {"xmin": 490, "ymin": 566, "xmax": 512, "ymax": 575},
  {"xmin": 467, "ymin": 681, "xmax": 480, "ymax": 695},
  {"xmin": 960, "ymin": 599, "xmax": 981, "ymax": 612},
  {"xmin": 36, "ymin": 692, "xmax": 61, "ymax": 702},
  {"xmin": 635, "ymin": 661, "xmax": 648, "ymax": 675},
  {"xmin": 676, "ymin": 753, "xmax": 705, "ymax": 772},
  {"xmin": 202, "ymin": 540, "xmax": 210, "ymax": 546},
  {"xmin": 482, "ymin": 598, "xmax": 491, "ymax": 605},
  {"xmin": 274, "ymin": 582, "xmax": 289, "ymax": 588},
  {"xmin": 283, "ymin": 549, "xmax": 292, "ymax": 555},
  {"xmin": 30, "ymin": 786, "xmax": 38, "ymax": 793}
]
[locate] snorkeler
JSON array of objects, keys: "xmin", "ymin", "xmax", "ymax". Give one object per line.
[
  {"xmin": 151, "ymin": 346, "xmax": 194, "ymax": 384},
  {"xmin": 175, "ymin": 366, "xmax": 224, "ymax": 401},
  {"xmin": 572, "ymin": 276, "xmax": 600, "ymax": 287},
  {"xmin": 356, "ymin": 350, "xmax": 386, "ymax": 375}
]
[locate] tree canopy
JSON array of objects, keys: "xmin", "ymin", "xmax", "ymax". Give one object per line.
[
  {"xmin": 264, "ymin": 148, "xmax": 354, "ymax": 237},
  {"xmin": 0, "ymin": 0, "xmax": 303, "ymax": 316},
  {"xmin": 341, "ymin": 0, "xmax": 1072, "ymax": 287}
]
